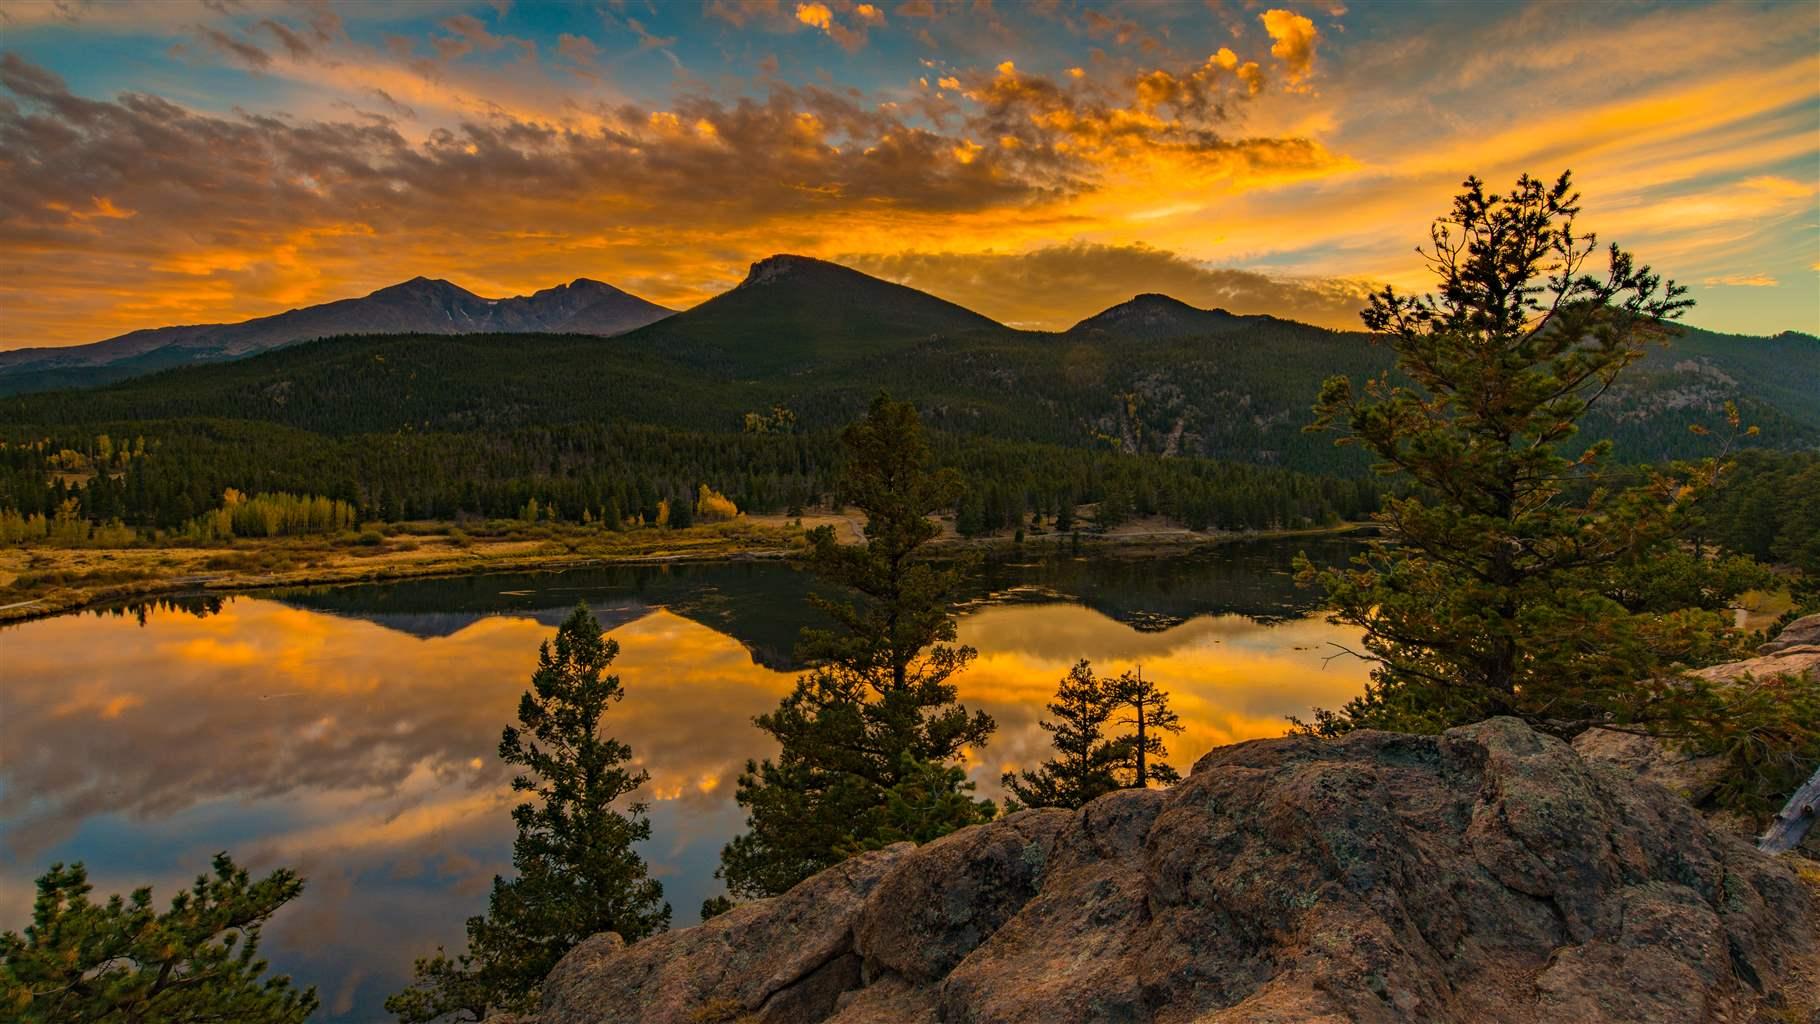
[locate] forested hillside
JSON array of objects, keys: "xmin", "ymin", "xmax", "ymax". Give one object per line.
[
  {"xmin": 1, "ymin": 256, "xmax": 1813, "ymax": 538},
  {"xmin": 0, "ymin": 418, "xmax": 1382, "ymax": 537}
]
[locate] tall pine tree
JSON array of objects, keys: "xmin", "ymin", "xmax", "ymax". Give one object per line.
[
  {"xmin": 1107, "ymin": 666, "xmax": 1183, "ymax": 787},
  {"xmin": 1297, "ymin": 172, "xmax": 1755, "ymax": 736},
  {"xmin": 718, "ymin": 395, "xmax": 996, "ymax": 899},
  {"xmin": 387, "ymin": 604, "xmax": 668, "ymax": 1022},
  {"xmin": 1002, "ymin": 659, "xmax": 1124, "ymax": 810}
]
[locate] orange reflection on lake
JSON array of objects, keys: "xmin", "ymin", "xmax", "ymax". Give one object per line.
[
  {"xmin": 953, "ymin": 605, "xmax": 1371, "ymax": 778},
  {"xmin": 0, "ymin": 550, "xmax": 1367, "ymax": 1020}
]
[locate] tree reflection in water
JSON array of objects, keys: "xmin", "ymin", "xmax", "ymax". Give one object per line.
[{"xmin": 1, "ymin": 542, "xmax": 1367, "ymax": 1020}]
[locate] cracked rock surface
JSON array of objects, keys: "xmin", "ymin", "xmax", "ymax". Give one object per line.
[{"xmin": 517, "ymin": 717, "xmax": 1818, "ymax": 1024}]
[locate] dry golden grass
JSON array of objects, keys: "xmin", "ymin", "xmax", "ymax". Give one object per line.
[
  {"xmin": 0, "ymin": 514, "xmax": 1368, "ymax": 625},
  {"xmin": 0, "ymin": 520, "xmax": 807, "ymax": 624}
]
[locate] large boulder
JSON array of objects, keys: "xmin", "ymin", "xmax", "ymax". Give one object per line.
[
  {"xmin": 524, "ymin": 718, "xmax": 1818, "ymax": 1024},
  {"xmin": 1757, "ymin": 611, "xmax": 1820, "ymax": 655},
  {"xmin": 535, "ymin": 844, "xmax": 913, "ymax": 1024},
  {"xmin": 852, "ymin": 807, "xmax": 1070, "ymax": 982},
  {"xmin": 1568, "ymin": 727, "xmax": 1729, "ymax": 805}
]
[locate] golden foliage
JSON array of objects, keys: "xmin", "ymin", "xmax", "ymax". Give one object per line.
[{"xmin": 696, "ymin": 485, "xmax": 740, "ymax": 522}]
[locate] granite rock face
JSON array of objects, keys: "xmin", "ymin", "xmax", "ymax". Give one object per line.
[{"xmin": 515, "ymin": 716, "xmax": 1817, "ymax": 1024}]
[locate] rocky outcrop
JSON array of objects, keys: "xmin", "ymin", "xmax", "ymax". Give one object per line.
[
  {"xmin": 535, "ymin": 846, "xmax": 909, "ymax": 1024},
  {"xmin": 1757, "ymin": 611, "xmax": 1820, "ymax": 655},
  {"xmin": 1572, "ymin": 612, "xmax": 1820, "ymax": 846},
  {"xmin": 517, "ymin": 717, "xmax": 1819, "ymax": 1024}
]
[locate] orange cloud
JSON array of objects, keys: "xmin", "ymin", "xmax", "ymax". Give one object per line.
[
  {"xmin": 1260, "ymin": 9, "xmax": 1319, "ymax": 87},
  {"xmin": 794, "ymin": 2, "xmax": 832, "ymax": 30},
  {"xmin": 1, "ymin": 1, "xmax": 1815, "ymax": 344},
  {"xmin": 841, "ymin": 243, "xmax": 1377, "ymax": 329},
  {"xmin": 0, "ymin": 47, "xmax": 1354, "ymax": 346},
  {"xmin": 790, "ymin": 0, "xmax": 875, "ymax": 49},
  {"xmin": 1703, "ymin": 274, "xmax": 1779, "ymax": 287}
]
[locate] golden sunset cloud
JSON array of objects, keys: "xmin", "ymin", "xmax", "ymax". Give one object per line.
[{"xmin": 0, "ymin": 0, "xmax": 1814, "ymax": 345}]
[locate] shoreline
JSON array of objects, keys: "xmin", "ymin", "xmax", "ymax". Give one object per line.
[{"xmin": 0, "ymin": 519, "xmax": 1368, "ymax": 627}]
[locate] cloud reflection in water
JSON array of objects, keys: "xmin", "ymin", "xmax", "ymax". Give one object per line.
[{"xmin": 0, "ymin": 579, "xmax": 1365, "ymax": 1019}]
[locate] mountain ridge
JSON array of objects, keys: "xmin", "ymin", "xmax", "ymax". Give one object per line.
[
  {"xmin": 0, "ymin": 275, "xmax": 676, "ymax": 389},
  {"xmin": 2, "ymin": 256, "xmax": 1815, "ymax": 474},
  {"xmin": 4, "ymin": 255, "xmax": 1813, "ymax": 395}
]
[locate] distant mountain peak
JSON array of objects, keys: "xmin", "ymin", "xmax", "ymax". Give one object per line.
[
  {"xmin": 1117, "ymin": 292, "xmax": 1234, "ymax": 316},
  {"xmin": 369, "ymin": 275, "xmax": 468, "ymax": 298},
  {"xmin": 614, "ymin": 253, "xmax": 1004, "ymax": 375},
  {"xmin": 738, "ymin": 253, "xmax": 842, "ymax": 288},
  {"xmin": 0, "ymin": 274, "xmax": 676, "ymax": 386},
  {"xmin": 1125, "ymin": 292, "xmax": 1232, "ymax": 313},
  {"xmin": 1071, "ymin": 293, "xmax": 1253, "ymax": 339},
  {"xmin": 526, "ymin": 278, "xmax": 618, "ymax": 299}
]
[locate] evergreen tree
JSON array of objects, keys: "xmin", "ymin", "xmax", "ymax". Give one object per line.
[
  {"xmin": 1297, "ymin": 172, "xmax": 1756, "ymax": 737},
  {"xmin": 1106, "ymin": 666, "xmax": 1183, "ymax": 787},
  {"xmin": 850, "ymin": 753, "xmax": 993, "ymax": 849},
  {"xmin": 1093, "ymin": 486, "xmax": 1133, "ymax": 530},
  {"xmin": 1002, "ymin": 659, "xmax": 1123, "ymax": 809},
  {"xmin": 667, "ymin": 491, "xmax": 694, "ymax": 529},
  {"xmin": 1, "ymin": 854, "xmax": 315, "ymax": 1024},
  {"xmin": 387, "ymin": 604, "xmax": 668, "ymax": 1022},
  {"xmin": 698, "ymin": 894, "xmax": 737, "ymax": 922},
  {"xmin": 719, "ymin": 395, "xmax": 996, "ymax": 899}
]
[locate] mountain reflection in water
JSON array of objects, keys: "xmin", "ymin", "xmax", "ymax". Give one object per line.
[{"xmin": 0, "ymin": 540, "xmax": 1368, "ymax": 1021}]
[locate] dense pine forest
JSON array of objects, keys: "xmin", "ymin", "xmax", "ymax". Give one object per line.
[
  {"xmin": 2, "ymin": 391, "xmax": 1812, "ymax": 572},
  {"xmin": 0, "ymin": 419, "xmax": 1382, "ymax": 537}
]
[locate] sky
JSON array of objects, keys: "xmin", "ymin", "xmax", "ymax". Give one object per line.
[{"xmin": 0, "ymin": 0, "xmax": 1816, "ymax": 350}]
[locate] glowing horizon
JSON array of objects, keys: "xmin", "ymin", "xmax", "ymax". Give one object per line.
[{"xmin": 2, "ymin": 0, "xmax": 1816, "ymax": 349}]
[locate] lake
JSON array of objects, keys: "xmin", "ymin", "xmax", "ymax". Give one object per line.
[{"xmin": 0, "ymin": 538, "xmax": 1370, "ymax": 1021}]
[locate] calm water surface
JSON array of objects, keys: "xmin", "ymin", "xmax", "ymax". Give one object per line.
[{"xmin": 0, "ymin": 540, "xmax": 1369, "ymax": 1021}]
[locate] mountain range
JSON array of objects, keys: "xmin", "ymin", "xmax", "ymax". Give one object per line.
[
  {"xmin": 3, "ymin": 254, "xmax": 1816, "ymax": 473},
  {"xmin": 0, "ymin": 276, "xmax": 673, "ymax": 394}
]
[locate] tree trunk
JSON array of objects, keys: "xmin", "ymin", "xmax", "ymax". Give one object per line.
[
  {"xmin": 1759, "ymin": 764, "xmax": 1820, "ymax": 854},
  {"xmin": 1134, "ymin": 668, "xmax": 1148, "ymax": 788}
]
